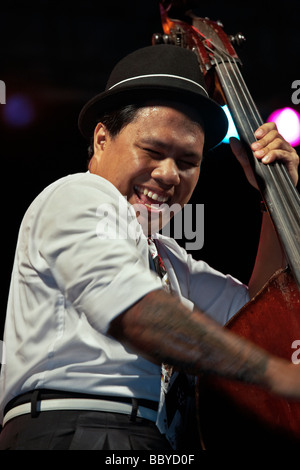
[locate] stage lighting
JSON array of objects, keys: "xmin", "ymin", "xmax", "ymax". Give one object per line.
[
  {"xmin": 221, "ymin": 105, "xmax": 240, "ymax": 144},
  {"xmin": 3, "ymin": 94, "xmax": 35, "ymax": 127},
  {"xmin": 267, "ymin": 107, "xmax": 300, "ymax": 147}
]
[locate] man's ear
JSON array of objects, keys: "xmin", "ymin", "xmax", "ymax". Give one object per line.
[{"xmin": 93, "ymin": 122, "xmax": 107, "ymax": 154}]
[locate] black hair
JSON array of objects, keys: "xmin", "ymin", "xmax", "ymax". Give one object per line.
[
  {"xmin": 87, "ymin": 104, "xmax": 142, "ymax": 161},
  {"xmin": 87, "ymin": 98, "xmax": 206, "ymax": 163}
]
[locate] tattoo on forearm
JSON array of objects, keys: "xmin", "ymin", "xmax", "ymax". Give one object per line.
[{"xmin": 110, "ymin": 290, "xmax": 270, "ymax": 386}]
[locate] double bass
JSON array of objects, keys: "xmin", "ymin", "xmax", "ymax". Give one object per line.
[{"xmin": 154, "ymin": 2, "xmax": 300, "ymax": 449}]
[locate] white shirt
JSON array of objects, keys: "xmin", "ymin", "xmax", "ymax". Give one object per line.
[{"xmin": 0, "ymin": 172, "xmax": 249, "ymax": 421}]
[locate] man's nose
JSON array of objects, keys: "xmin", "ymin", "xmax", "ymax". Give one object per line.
[{"xmin": 151, "ymin": 158, "xmax": 180, "ymax": 186}]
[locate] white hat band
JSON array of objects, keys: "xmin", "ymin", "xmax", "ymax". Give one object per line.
[{"xmin": 108, "ymin": 73, "xmax": 209, "ymax": 97}]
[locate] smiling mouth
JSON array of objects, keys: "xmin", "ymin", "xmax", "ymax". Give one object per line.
[{"xmin": 134, "ymin": 185, "xmax": 170, "ymax": 209}]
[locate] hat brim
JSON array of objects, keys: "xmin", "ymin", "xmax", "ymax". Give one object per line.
[{"xmin": 78, "ymin": 81, "xmax": 228, "ymax": 150}]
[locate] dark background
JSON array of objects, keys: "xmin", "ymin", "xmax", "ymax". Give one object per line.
[{"xmin": 0, "ymin": 0, "xmax": 299, "ymax": 336}]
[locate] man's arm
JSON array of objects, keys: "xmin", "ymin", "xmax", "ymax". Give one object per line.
[
  {"xmin": 108, "ymin": 289, "xmax": 300, "ymax": 399},
  {"xmin": 247, "ymin": 211, "xmax": 286, "ymax": 298}
]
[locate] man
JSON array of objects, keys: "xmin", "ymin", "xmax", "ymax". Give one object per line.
[{"xmin": 0, "ymin": 45, "xmax": 299, "ymax": 450}]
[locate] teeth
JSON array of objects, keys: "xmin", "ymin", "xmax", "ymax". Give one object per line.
[{"xmin": 135, "ymin": 186, "xmax": 169, "ymax": 203}]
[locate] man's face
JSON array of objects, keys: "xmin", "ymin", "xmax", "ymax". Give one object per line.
[{"xmin": 90, "ymin": 102, "xmax": 204, "ymax": 235}]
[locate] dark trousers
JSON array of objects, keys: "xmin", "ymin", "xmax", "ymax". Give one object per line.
[{"xmin": 0, "ymin": 410, "xmax": 173, "ymax": 450}]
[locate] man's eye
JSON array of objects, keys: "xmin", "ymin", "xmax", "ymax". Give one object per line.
[
  {"xmin": 178, "ymin": 160, "xmax": 198, "ymax": 168},
  {"xmin": 144, "ymin": 148, "xmax": 161, "ymax": 157}
]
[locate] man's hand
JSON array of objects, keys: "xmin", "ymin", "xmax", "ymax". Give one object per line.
[{"xmin": 230, "ymin": 122, "xmax": 299, "ymax": 188}]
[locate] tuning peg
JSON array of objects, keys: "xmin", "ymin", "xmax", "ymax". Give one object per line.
[
  {"xmin": 229, "ymin": 32, "xmax": 246, "ymax": 46},
  {"xmin": 152, "ymin": 33, "xmax": 173, "ymax": 45},
  {"xmin": 152, "ymin": 33, "xmax": 164, "ymax": 44},
  {"xmin": 163, "ymin": 34, "xmax": 172, "ymax": 44}
]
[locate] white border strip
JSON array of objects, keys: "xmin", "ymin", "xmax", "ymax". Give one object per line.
[{"xmin": 108, "ymin": 74, "xmax": 208, "ymax": 97}]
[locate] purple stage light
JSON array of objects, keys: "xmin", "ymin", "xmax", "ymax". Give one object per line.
[
  {"xmin": 3, "ymin": 94, "xmax": 35, "ymax": 127},
  {"xmin": 267, "ymin": 107, "xmax": 300, "ymax": 147}
]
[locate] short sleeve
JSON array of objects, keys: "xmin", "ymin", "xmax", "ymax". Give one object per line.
[{"xmin": 29, "ymin": 174, "xmax": 162, "ymax": 333}]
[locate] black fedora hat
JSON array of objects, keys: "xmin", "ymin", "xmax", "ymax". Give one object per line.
[{"xmin": 78, "ymin": 44, "xmax": 228, "ymax": 149}]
